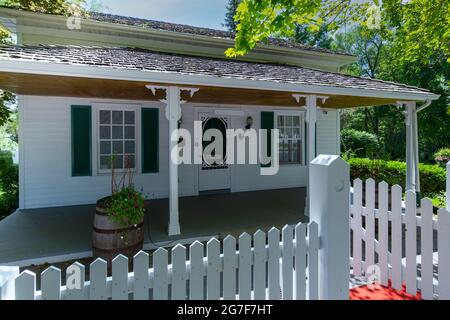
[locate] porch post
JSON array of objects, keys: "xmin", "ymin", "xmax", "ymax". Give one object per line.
[
  {"xmin": 402, "ymin": 101, "xmax": 419, "ymax": 195},
  {"xmin": 167, "ymin": 86, "xmax": 181, "ymax": 236}
]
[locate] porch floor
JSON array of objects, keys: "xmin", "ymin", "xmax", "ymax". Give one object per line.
[{"xmin": 0, "ymin": 188, "xmax": 306, "ymax": 265}]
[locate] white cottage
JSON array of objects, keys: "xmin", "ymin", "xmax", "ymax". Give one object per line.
[{"xmin": 0, "ymin": 7, "xmax": 438, "ymax": 260}]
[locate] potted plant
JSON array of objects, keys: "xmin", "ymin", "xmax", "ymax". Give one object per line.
[{"xmin": 92, "ymin": 155, "xmax": 145, "ymax": 264}]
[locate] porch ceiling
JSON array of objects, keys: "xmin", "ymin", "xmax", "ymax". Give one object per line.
[{"xmin": 0, "ymin": 71, "xmax": 400, "ymax": 108}]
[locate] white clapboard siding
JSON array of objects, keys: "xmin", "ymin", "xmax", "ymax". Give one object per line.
[
  {"xmin": 133, "ymin": 251, "xmax": 150, "ymax": 300},
  {"xmin": 112, "ymin": 255, "xmax": 129, "ymax": 300},
  {"xmin": 15, "ymin": 270, "xmax": 36, "ymax": 300},
  {"xmin": 222, "ymin": 235, "xmax": 237, "ymax": 300},
  {"xmin": 352, "ymin": 178, "xmax": 363, "ymax": 276},
  {"xmin": 391, "ymin": 184, "xmax": 403, "ymax": 290},
  {"xmin": 189, "ymin": 241, "xmax": 204, "ymax": 300},
  {"xmin": 89, "ymin": 258, "xmax": 108, "ymax": 300},
  {"xmin": 253, "ymin": 230, "xmax": 266, "ymax": 300},
  {"xmin": 420, "ymin": 198, "xmax": 434, "ymax": 300},
  {"xmin": 65, "ymin": 261, "xmax": 85, "ymax": 300},
  {"xmin": 268, "ymin": 227, "xmax": 281, "ymax": 300},
  {"xmin": 378, "ymin": 181, "xmax": 389, "ymax": 286},
  {"xmin": 438, "ymin": 208, "xmax": 450, "ymax": 300},
  {"xmin": 281, "ymin": 225, "xmax": 294, "ymax": 300},
  {"xmin": 153, "ymin": 248, "xmax": 169, "ymax": 300},
  {"xmin": 171, "ymin": 244, "xmax": 187, "ymax": 300},
  {"xmin": 41, "ymin": 266, "xmax": 61, "ymax": 300},
  {"xmin": 238, "ymin": 233, "xmax": 252, "ymax": 300},
  {"xmin": 365, "ymin": 179, "xmax": 375, "ymax": 271},
  {"xmin": 206, "ymin": 238, "xmax": 221, "ymax": 300},
  {"xmin": 307, "ymin": 222, "xmax": 319, "ymax": 300},
  {"xmin": 294, "ymin": 223, "xmax": 307, "ymax": 300},
  {"xmin": 405, "ymin": 190, "xmax": 417, "ymax": 294}
]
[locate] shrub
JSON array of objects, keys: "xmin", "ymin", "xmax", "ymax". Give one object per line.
[
  {"xmin": 341, "ymin": 129, "xmax": 380, "ymax": 158},
  {"xmin": 348, "ymin": 158, "xmax": 446, "ymax": 196},
  {"xmin": 434, "ymin": 148, "xmax": 450, "ymax": 167},
  {"xmin": 0, "ymin": 150, "xmax": 18, "ymax": 220}
]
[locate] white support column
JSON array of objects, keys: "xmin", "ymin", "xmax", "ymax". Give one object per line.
[
  {"xmin": 402, "ymin": 101, "xmax": 419, "ymax": 194},
  {"xmin": 146, "ymin": 85, "xmax": 198, "ymax": 236},
  {"xmin": 309, "ymin": 155, "xmax": 350, "ymax": 300},
  {"xmin": 292, "ymin": 94, "xmax": 328, "ymax": 216},
  {"xmin": 446, "ymin": 161, "xmax": 450, "ymax": 212},
  {"xmin": 167, "ymin": 86, "xmax": 181, "ymax": 236}
]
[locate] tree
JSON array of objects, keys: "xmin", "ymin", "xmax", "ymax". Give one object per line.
[{"xmin": 223, "ymin": 0, "xmax": 240, "ymax": 32}]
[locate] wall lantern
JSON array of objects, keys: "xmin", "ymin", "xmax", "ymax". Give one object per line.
[{"xmin": 245, "ymin": 116, "xmax": 253, "ymax": 130}]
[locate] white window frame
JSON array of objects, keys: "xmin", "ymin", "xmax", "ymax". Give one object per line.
[
  {"xmin": 92, "ymin": 103, "xmax": 141, "ymax": 175},
  {"xmin": 274, "ymin": 110, "xmax": 306, "ymax": 166}
]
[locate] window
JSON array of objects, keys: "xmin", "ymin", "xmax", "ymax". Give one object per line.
[
  {"xmin": 98, "ymin": 109, "xmax": 136, "ymax": 171},
  {"xmin": 276, "ymin": 113, "xmax": 304, "ymax": 165}
]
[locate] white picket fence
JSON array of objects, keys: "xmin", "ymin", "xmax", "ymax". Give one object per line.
[
  {"xmin": 9, "ymin": 223, "xmax": 320, "ymax": 300},
  {"xmin": 350, "ymin": 178, "xmax": 450, "ymax": 300}
]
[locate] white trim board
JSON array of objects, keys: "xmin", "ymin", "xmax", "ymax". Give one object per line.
[{"xmin": 0, "ymin": 59, "xmax": 440, "ymax": 102}]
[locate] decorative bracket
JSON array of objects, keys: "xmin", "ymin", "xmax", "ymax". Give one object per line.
[{"xmin": 292, "ymin": 94, "xmax": 329, "ymax": 105}]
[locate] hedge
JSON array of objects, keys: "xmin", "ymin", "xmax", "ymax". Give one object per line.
[{"xmin": 348, "ymin": 158, "xmax": 446, "ymax": 195}]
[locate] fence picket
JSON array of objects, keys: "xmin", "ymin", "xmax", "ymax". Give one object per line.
[
  {"xmin": 378, "ymin": 181, "xmax": 389, "ymax": 286},
  {"xmin": 253, "ymin": 230, "xmax": 266, "ymax": 300},
  {"xmin": 420, "ymin": 198, "xmax": 434, "ymax": 300},
  {"xmin": 171, "ymin": 244, "xmax": 187, "ymax": 300},
  {"xmin": 308, "ymin": 222, "xmax": 319, "ymax": 300},
  {"xmin": 365, "ymin": 179, "xmax": 375, "ymax": 271},
  {"xmin": 41, "ymin": 266, "xmax": 61, "ymax": 300},
  {"xmin": 281, "ymin": 225, "xmax": 294, "ymax": 300},
  {"xmin": 133, "ymin": 251, "xmax": 149, "ymax": 300},
  {"xmin": 112, "ymin": 255, "xmax": 129, "ymax": 300},
  {"xmin": 223, "ymin": 235, "xmax": 237, "ymax": 300},
  {"xmin": 294, "ymin": 223, "xmax": 307, "ymax": 300},
  {"xmin": 89, "ymin": 258, "xmax": 107, "ymax": 300},
  {"xmin": 438, "ymin": 208, "xmax": 450, "ymax": 300},
  {"xmin": 15, "ymin": 270, "xmax": 35, "ymax": 300},
  {"xmin": 238, "ymin": 233, "xmax": 252, "ymax": 299},
  {"xmin": 189, "ymin": 241, "xmax": 204, "ymax": 300},
  {"xmin": 391, "ymin": 184, "xmax": 403, "ymax": 290},
  {"xmin": 405, "ymin": 190, "xmax": 417, "ymax": 294},
  {"xmin": 153, "ymin": 248, "xmax": 169, "ymax": 300},
  {"xmin": 207, "ymin": 238, "xmax": 221, "ymax": 300},
  {"xmin": 65, "ymin": 262, "xmax": 85, "ymax": 300},
  {"xmin": 268, "ymin": 227, "xmax": 281, "ymax": 299},
  {"xmin": 352, "ymin": 179, "xmax": 363, "ymax": 276}
]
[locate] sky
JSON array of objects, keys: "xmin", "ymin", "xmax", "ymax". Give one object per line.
[{"xmin": 90, "ymin": 0, "xmax": 229, "ymax": 30}]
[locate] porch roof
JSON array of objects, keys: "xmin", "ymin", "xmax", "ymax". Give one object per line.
[{"xmin": 0, "ymin": 45, "xmax": 439, "ymax": 107}]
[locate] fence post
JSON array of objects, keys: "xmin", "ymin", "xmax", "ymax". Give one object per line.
[
  {"xmin": 446, "ymin": 161, "xmax": 449, "ymax": 212},
  {"xmin": 309, "ymin": 154, "xmax": 350, "ymax": 300},
  {"xmin": 0, "ymin": 266, "xmax": 20, "ymax": 300}
]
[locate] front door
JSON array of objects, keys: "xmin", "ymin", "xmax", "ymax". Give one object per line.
[{"xmin": 198, "ymin": 113, "xmax": 231, "ymax": 192}]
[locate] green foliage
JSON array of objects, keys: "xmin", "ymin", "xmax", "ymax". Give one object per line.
[
  {"xmin": 341, "ymin": 128, "xmax": 380, "ymax": 158},
  {"xmin": 434, "ymin": 148, "xmax": 450, "ymax": 166},
  {"xmin": 106, "ymin": 186, "xmax": 145, "ymax": 227},
  {"xmin": 0, "ymin": 0, "xmax": 87, "ymax": 16},
  {"xmin": 223, "ymin": 0, "xmax": 240, "ymax": 32},
  {"xmin": 0, "ymin": 150, "xmax": 18, "ymax": 220},
  {"xmin": 348, "ymin": 157, "xmax": 446, "ymax": 196}
]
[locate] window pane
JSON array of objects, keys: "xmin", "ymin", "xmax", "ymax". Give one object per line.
[
  {"xmin": 293, "ymin": 127, "xmax": 300, "ymax": 139},
  {"xmin": 112, "ymin": 111, "xmax": 123, "ymax": 124},
  {"xmin": 124, "ymin": 126, "xmax": 135, "ymax": 139},
  {"xmin": 293, "ymin": 116, "xmax": 300, "ymax": 126},
  {"xmin": 285, "ymin": 116, "xmax": 293, "ymax": 126},
  {"xmin": 100, "ymin": 156, "xmax": 111, "ymax": 170},
  {"xmin": 100, "ymin": 141, "xmax": 111, "ymax": 155},
  {"xmin": 100, "ymin": 110, "xmax": 110, "ymax": 124},
  {"xmin": 112, "ymin": 126, "xmax": 123, "ymax": 139},
  {"xmin": 124, "ymin": 111, "xmax": 135, "ymax": 124},
  {"xmin": 99, "ymin": 126, "xmax": 110, "ymax": 139},
  {"xmin": 112, "ymin": 141, "xmax": 123, "ymax": 154},
  {"xmin": 113, "ymin": 155, "xmax": 123, "ymax": 169},
  {"xmin": 285, "ymin": 128, "xmax": 293, "ymax": 138},
  {"xmin": 124, "ymin": 154, "xmax": 135, "ymax": 169},
  {"xmin": 125, "ymin": 141, "xmax": 135, "ymax": 154},
  {"xmin": 277, "ymin": 116, "xmax": 284, "ymax": 127}
]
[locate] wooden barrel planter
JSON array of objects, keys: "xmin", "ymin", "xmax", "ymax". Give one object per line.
[{"xmin": 92, "ymin": 197, "xmax": 144, "ymax": 264}]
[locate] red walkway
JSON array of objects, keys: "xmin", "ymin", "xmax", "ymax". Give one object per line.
[{"xmin": 350, "ymin": 283, "xmax": 422, "ymax": 300}]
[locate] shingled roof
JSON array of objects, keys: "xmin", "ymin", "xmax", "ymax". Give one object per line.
[
  {"xmin": 0, "ymin": 45, "xmax": 433, "ymax": 97},
  {"xmin": 88, "ymin": 12, "xmax": 350, "ymax": 56}
]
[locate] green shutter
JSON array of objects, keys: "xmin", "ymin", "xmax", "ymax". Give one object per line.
[
  {"xmin": 261, "ymin": 111, "xmax": 274, "ymax": 167},
  {"xmin": 142, "ymin": 108, "xmax": 159, "ymax": 173},
  {"xmin": 71, "ymin": 105, "xmax": 92, "ymax": 176}
]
